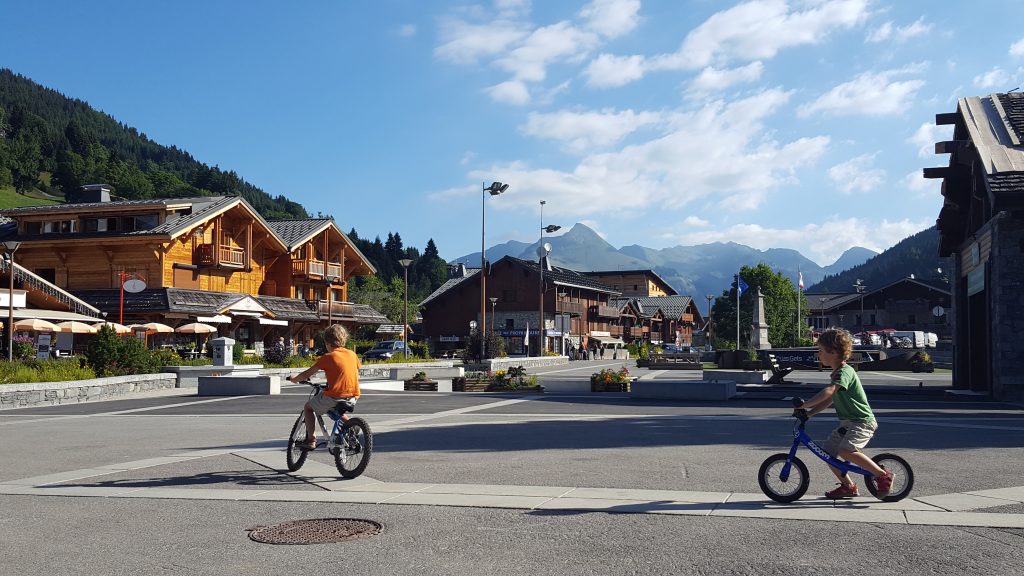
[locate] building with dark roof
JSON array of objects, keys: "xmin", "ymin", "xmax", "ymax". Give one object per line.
[{"xmin": 931, "ymin": 92, "xmax": 1024, "ymax": 400}]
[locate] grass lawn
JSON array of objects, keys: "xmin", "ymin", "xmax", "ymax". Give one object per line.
[{"xmin": 0, "ymin": 186, "xmax": 62, "ymax": 209}]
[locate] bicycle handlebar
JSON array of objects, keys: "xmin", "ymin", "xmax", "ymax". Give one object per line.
[{"xmin": 790, "ymin": 396, "xmax": 808, "ymax": 423}]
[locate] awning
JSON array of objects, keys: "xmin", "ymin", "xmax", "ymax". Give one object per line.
[
  {"xmin": 197, "ymin": 315, "xmax": 231, "ymax": 323},
  {"xmin": 591, "ymin": 336, "xmax": 626, "ymax": 346},
  {"xmin": 12, "ymin": 308, "xmax": 100, "ymax": 322}
]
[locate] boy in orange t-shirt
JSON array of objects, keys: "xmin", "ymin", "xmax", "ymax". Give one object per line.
[{"xmin": 286, "ymin": 324, "xmax": 361, "ymax": 450}]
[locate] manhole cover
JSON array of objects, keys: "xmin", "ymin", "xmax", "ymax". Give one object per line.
[{"xmin": 248, "ymin": 518, "xmax": 382, "ymax": 545}]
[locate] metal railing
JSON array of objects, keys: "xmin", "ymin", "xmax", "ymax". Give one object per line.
[{"xmin": 1, "ymin": 259, "xmax": 99, "ymax": 318}]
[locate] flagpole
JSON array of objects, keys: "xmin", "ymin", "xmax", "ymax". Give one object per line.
[
  {"xmin": 796, "ymin": 269, "xmax": 801, "ymax": 347},
  {"xmin": 735, "ymin": 274, "xmax": 740, "ymax": 350}
]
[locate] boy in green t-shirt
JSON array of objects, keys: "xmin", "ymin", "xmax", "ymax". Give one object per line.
[{"xmin": 798, "ymin": 328, "xmax": 894, "ymax": 500}]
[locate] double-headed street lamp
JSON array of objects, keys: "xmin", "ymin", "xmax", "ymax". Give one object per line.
[
  {"xmin": 4, "ymin": 241, "xmax": 20, "ymax": 361},
  {"xmin": 538, "ymin": 200, "xmax": 560, "ymax": 356},
  {"xmin": 399, "ymin": 258, "xmax": 413, "ymax": 358},
  {"xmin": 481, "ymin": 181, "xmax": 508, "ymax": 360}
]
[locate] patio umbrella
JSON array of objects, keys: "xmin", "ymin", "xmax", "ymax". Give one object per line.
[
  {"xmin": 56, "ymin": 321, "xmax": 99, "ymax": 334},
  {"xmin": 175, "ymin": 322, "xmax": 218, "ymax": 334},
  {"xmin": 93, "ymin": 321, "xmax": 132, "ymax": 335},
  {"xmin": 130, "ymin": 322, "xmax": 175, "ymax": 335},
  {"xmin": 13, "ymin": 318, "xmax": 59, "ymax": 332}
]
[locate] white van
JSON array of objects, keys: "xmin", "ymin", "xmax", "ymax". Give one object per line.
[
  {"xmin": 891, "ymin": 331, "xmax": 926, "ymax": 348},
  {"xmin": 925, "ymin": 332, "xmax": 938, "ymax": 348}
]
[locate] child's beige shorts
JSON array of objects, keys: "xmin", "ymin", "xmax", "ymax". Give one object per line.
[
  {"xmin": 307, "ymin": 392, "xmax": 357, "ymax": 415},
  {"xmin": 822, "ymin": 419, "xmax": 877, "ymax": 456}
]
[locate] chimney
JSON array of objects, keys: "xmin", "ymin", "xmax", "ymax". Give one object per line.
[{"xmin": 78, "ymin": 184, "xmax": 113, "ymax": 203}]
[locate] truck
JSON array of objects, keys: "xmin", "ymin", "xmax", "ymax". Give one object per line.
[{"xmin": 890, "ymin": 330, "xmax": 927, "ymax": 348}]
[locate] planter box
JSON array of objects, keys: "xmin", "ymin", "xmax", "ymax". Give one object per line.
[
  {"xmin": 636, "ymin": 358, "xmax": 650, "ymax": 368},
  {"xmin": 452, "ymin": 377, "xmax": 490, "ymax": 392},
  {"xmin": 403, "ymin": 379, "xmax": 438, "ymax": 391},
  {"xmin": 590, "ymin": 377, "xmax": 632, "ymax": 392},
  {"xmin": 910, "ymin": 363, "xmax": 934, "ymax": 373},
  {"xmin": 486, "ymin": 385, "xmax": 544, "ymax": 394}
]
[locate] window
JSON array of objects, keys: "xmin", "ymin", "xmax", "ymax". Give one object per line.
[
  {"xmin": 36, "ymin": 268, "xmax": 56, "ymax": 283},
  {"xmin": 633, "ymin": 284, "xmax": 638, "ymax": 291},
  {"xmin": 122, "ymin": 213, "xmax": 158, "ymax": 232},
  {"xmin": 505, "ymin": 319, "xmax": 515, "ymax": 329},
  {"xmin": 83, "ymin": 218, "xmax": 118, "ymax": 233}
]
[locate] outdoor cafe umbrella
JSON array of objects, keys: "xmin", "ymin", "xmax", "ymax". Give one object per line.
[
  {"xmin": 13, "ymin": 318, "xmax": 59, "ymax": 332},
  {"xmin": 55, "ymin": 321, "xmax": 99, "ymax": 334},
  {"xmin": 175, "ymin": 322, "xmax": 218, "ymax": 334},
  {"xmin": 130, "ymin": 322, "xmax": 175, "ymax": 335},
  {"xmin": 93, "ymin": 321, "xmax": 132, "ymax": 335}
]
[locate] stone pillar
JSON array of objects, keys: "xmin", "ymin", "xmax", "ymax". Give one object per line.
[
  {"xmin": 211, "ymin": 337, "xmax": 235, "ymax": 367},
  {"xmin": 751, "ymin": 287, "xmax": 772, "ymax": 350}
]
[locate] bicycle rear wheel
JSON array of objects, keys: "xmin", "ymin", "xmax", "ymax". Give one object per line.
[
  {"xmin": 286, "ymin": 413, "xmax": 309, "ymax": 472},
  {"xmin": 758, "ymin": 453, "xmax": 809, "ymax": 503},
  {"xmin": 335, "ymin": 417, "xmax": 372, "ymax": 479},
  {"xmin": 864, "ymin": 453, "xmax": 914, "ymax": 502}
]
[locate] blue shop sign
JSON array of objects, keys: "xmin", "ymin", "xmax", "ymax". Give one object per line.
[{"xmin": 500, "ymin": 329, "xmax": 527, "ymax": 337}]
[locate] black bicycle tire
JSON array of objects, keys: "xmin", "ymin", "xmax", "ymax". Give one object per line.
[
  {"xmin": 864, "ymin": 453, "xmax": 914, "ymax": 502},
  {"xmin": 286, "ymin": 413, "xmax": 309, "ymax": 472},
  {"xmin": 335, "ymin": 417, "xmax": 372, "ymax": 479},
  {"xmin": 758, "ymin": 453, "xmax": 810, "ymax": 503}
]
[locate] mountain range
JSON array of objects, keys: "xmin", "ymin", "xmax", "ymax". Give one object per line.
[{"xmin": 453, "ymin": 223, "xmax": 880, "ymax": 299}]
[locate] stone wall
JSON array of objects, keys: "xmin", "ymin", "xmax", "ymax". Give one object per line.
[
  {"xmin": 0, "ymin": 374, "xmax": 177, "ymax": 410},
  {"xmin": 992, "ymin": 215, "xmax": 1024, "ymax": 401}
]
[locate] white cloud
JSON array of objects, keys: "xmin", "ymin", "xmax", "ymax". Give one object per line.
[
  {"xmin": 584, "ymin": 53, "xmax": 647, "ymax": 88},
  {"xmin": 901, "ymin": 170, "xmax": 937, "ymax": 197},
  {"xmin": 1011, "ymin": 37, "xmax": 1024, "ymax": 58},
  {"xmin": 866, "ymin": 17, "xmax": 931, "ymax": 44},
  {"xmin": 799, "ymin": 66, "xmax": 926, "ymax": 117},
  {"xmin": 666, "ymin": 217, "xmax": 930, "ymax": 266},
  {"xmin": 495, "ymin": 21, "xmax": 599, "ymax": 82},
  {"xmin": 486, "ymin": 80, "xmax": 531, "ymax": 105},
  {"xmin": 908, "ymin": 122, "xmax": 953, "ymax": 159},
  {"xmin": 682, "ymin": 216, "xmax": 710, "ymax": 227},
  {"xmin": 688, "ymin": 62, "xmax": 765, "ymax": 95},
  {"xmin": 433, "ymin": 88, "xmax": 829, "ymax": 218},
  {"xmin": 521, "ymin": 108, "xmax": 663, "ymax": 154},
  {"xmin": 973, "ymin": 66, "xmax": 1010, "ymax": 89},
  {"xmin": 579, "ymin": 0, "xmax": 641, "ymax": 38},
  {"xmin": 397, "ymin": 24, "xmax": 417, "ymax": 37},
  {"xmin": 435, "ymin": 18, "xmax": 530, "ymax": 65},
  {"xmin": 827, "ymin": 153, "xmax": 886, "ymax": 194}
]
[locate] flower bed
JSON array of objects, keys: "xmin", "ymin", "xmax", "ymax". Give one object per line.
[
  {"xmin": 590, "ymin": 367, "xmax": 633, "ymax": 392},
  {"xmin": 452, "ymin": 367, "xmax": 543, "ymax": 393},
  {"xmin": 403, "ymin": 371, "xmax": 438, "ymax": 391}
]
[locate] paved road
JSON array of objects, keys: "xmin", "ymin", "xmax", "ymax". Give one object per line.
[{"xmin": 2, "ymin": 361, "xmax": 1022, "ymax": 575}]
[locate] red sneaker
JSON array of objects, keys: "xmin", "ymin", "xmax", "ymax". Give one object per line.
[
  {"xmin": 874, "ymin": 470, "xmax": 894, "ymax": 499},
  {"xmin": 826, "ymin": 483, "xmax": 859, "ymax": 499}
]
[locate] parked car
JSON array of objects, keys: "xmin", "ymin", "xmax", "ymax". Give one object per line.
[{"xmin": 362, "ymin": 340, "xmax": 409, "ymax": 361}]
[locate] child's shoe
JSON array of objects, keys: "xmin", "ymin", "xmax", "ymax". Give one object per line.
[
  {"xmin": 825, "ymin": 483, "xmax": 859, "ymax": 499},
  {"xmin": 874, "ymin": 470, "xmax": 894, "ymax": 499}
]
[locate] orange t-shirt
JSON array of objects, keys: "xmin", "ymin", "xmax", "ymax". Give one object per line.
[{"xmin": 314, "ymin": 347, "xmax": 361, "ymax": 399}]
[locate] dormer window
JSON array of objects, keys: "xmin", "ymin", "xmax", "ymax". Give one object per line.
[{"xmin": 83, "ymin": 217, "xmax": 119, "ymax": 233}]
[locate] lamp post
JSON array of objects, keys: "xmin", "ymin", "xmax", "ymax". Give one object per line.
[
  {"xmin": 4, "ymin": 241, "xmax": 20, "ymax": 362},
  {"xmin": 538, "ymin": 200, "xmax": 560, "ymax": 356},
  {"xmin": 705, "ymin": 294, "xmax": 713, "ymax": 350},
  {"xmin": 481, "ymin": 181, "xmax": 508, "ymax": 360},
  {"xmin": 399, "ymin": 258, "xmax": 412, "ymax": 358},
  {"xmin": 819, "ymin": 297, "xmax": 828, "ymax": 332},
  {"xmin": 489, "ymin": 297, "xmax": 497, "ymax": 333},
  {"xmin": 853, "ymin": 279, "xmax": 866, "ymax": 332}
]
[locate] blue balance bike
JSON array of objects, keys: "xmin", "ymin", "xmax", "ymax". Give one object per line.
[{"xmin": 758, "ymin": 397, "xmax": 914, "ymax": 503}]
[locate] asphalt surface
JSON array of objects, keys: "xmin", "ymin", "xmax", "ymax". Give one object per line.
[{"xmin": 2, "ymin": 360, "xmax": 1022, "ymax": 576}]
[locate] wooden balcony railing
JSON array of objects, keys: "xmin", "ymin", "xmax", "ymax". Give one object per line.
[
  {"xmin": 317, "ymin": 300, "xmax": 355, "ymax": 318},
  {"xmin": 591, "ymin": 304, "xmax": 619, "ymax": 318},
  {"xmin": 196, "ymin": 244, "xmax": 245, "ymax": 268},
  {"xmin": 556, "ymin": 301, "xmax": 585, "ymax": 316},
  {"xmin": 682, "ymin": 313, "xmax": 694, "ymax": 322},
  {"xmin": 292, "ymin": 258, "xmax": 343, "ymax": 279}
]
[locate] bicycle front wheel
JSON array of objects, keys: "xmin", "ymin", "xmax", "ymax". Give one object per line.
[
  {"xmin": 864, "ymin": 453, "xmax": 914, "ymax": 502},
  {"xmin": 335, "ymin": 417, "xmax": 372, "ymax": 479},
  {"xmin": 286, "ymin": 413, "xmax": 309, "ymax": 472},
  {"xmin": 758, "ymin": 453, "xmax": 809, "ymax": 503}
]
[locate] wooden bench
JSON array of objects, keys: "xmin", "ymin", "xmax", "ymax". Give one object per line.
[{"xmin": 647, "ymin": 352, "xmax": 703, "ymax": 370}]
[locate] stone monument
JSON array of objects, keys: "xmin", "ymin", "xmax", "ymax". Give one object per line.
[{"xmin": 751, "ymin": 287, "xmax": 772, "ymax": 350}]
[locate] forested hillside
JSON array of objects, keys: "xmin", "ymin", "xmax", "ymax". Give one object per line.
[
  {"xmin": 0, "ymin": 69, "xmax": 305, "ymax": 219},
  {"xmin": 809, "ymin": 226, "xmax": 949, "ymax": 292}
]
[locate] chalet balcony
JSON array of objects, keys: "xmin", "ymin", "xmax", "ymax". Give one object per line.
[
  {"xmin": 591, "ymin": 304, "xmax": 619, "ymax": 318},
  {"xmin": 293, "ymin": 259, "xmax": 343, "ymax": 279},
  {"xmin": 608, "ymin": 326, "xmax": 623, "ymax": 337},
  {"xmin": 682, "ymin": 313, "xmax": 694, "ymax": 322},
  {"xmin": 196, "ymin": 244, "xmax": 246, "ymax": 268},
  {"xmin": 317, "ymin": 299, "xmax": 355, "ymax": 318},
  {"xmin": 556, "ymin": 301, "xmax": 585, "ymax": 316}
]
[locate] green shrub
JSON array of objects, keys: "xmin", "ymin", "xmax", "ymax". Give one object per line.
[
  {"xmin": 462, "ymin": 331, "xmax": 506, "ymax": 362},
  {"xmin": 85, "ymin": 325, "xmax": 161, "ymax": 377},
  {"xmin": 12, "ymin": 335, "xmax": 35, "ymax": 361},
  {"xmin": 409, "ymin": 340, "xmax": 431, "ymax": 358},
  {"xmin": 232, "ymin": 341, "xmax": 245, "ymax": 363},
  {"xmin": 0, "ymin": 358, "xmax": 96, "ymax": 384},
  {"xmin": 262, "ymin": 344, "xmax": 290, "ymax": 365}
]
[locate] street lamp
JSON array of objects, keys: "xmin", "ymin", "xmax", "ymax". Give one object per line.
[
  {"xmin": 481, "ymin": 181, "xmax": 508, "ymax": 360},
  {"xmin": 4, "ymin": 241, "xmax": 20, "ymax": 362},
  {"xmin": 705, "ymin": 294, "xmax": 713, "ymax": 350},
  {"xmin": 489, "ymin": 297, "xmax": 497, "ymax": 333},
  {"xmin": 538, "ymin": 200, "xmax": 560, "ymax": 356},
  {"xmin": 399, "ymin": 258, "xmax": 413, "ymax": 358},
  {"xmin": 819, "ymin": 297, "xmax": 828, "ymax": 332},
  {"xmin": 853, "ymin": 279, "xmax": 866, "ymax": 332}
]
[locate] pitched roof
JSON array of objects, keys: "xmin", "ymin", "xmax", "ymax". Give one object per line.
[
  {"xmin": 633, "ymin": 295, "xmax": 693, "ymax": 319},
  {"xmin": 266, "ymin": 219, "xmax": 377, "ymax": 274},
  {"xmin": 420, "ymin": 271, "xmax": 479, "ymax": 307},
  {"xmin": 583, "ymin": 269, "xmax": 678, "ymax": 295},
  {"xmin": 504, "ymin": 256, "xmax": 619, "ymax": 294}
]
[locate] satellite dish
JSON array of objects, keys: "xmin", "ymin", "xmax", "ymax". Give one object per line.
[
  {"xmin": 536, "ymin": 243, "xmax": 552, "ymax": 257},
  {"xmin": 123, "ymin": 277, "xmax": 147, "ymax": 293}
]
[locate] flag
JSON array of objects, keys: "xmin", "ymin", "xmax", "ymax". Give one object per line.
[
  {"xmin": 524, "ymin": 322, "xmax": 529, "ymax": 345},
  {"xmin": 798, "ymin": 271, "xmax": 805, "ymax": 290},
  {"xmin": 738, "ymin": 276, "xmax": 749, "ymax": 296}
]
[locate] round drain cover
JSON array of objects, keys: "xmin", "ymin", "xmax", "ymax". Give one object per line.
[{"xmin": 248, "ymin": 518, "xmax": 382, "ymax": 545}]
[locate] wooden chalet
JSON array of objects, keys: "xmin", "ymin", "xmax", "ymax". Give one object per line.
[
  {"xmin": 583, "ymin": 270, "xmax": 677, "ymax": 297},
  {"xmin": 0, "ymin": 193, "xmax": 385, "ymax": 352}
]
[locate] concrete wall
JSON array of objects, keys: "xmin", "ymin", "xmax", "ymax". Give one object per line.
[{"xmin": 0, "ymin": 374, "xmax": 177, "ymax": 410}]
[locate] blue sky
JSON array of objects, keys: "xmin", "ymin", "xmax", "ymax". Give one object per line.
[{"xmin": 2, "ymin": 1, "xmax": 1019, "ymax": 266}]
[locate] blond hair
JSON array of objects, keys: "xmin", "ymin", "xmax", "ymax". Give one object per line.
[
  {"xmin": 323, "ymin": 324, "xmax": 349, "ymax": 349},
  {"xmin": 818, "ymin": 327, "xmax": 853, "ymax": 360}
]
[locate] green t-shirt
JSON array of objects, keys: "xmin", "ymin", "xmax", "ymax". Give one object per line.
[{"xmin": 830, "ymin": 364, "xmax": 874, "ymax": 422}]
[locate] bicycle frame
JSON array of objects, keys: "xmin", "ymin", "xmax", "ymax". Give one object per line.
[
  {"xmin": 781, "ymin": 420, "xmax": 872, "ymax": 482},
  {"xmin": 303, "ymin": 383, "xmax": 349, "ymax": 453}
]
